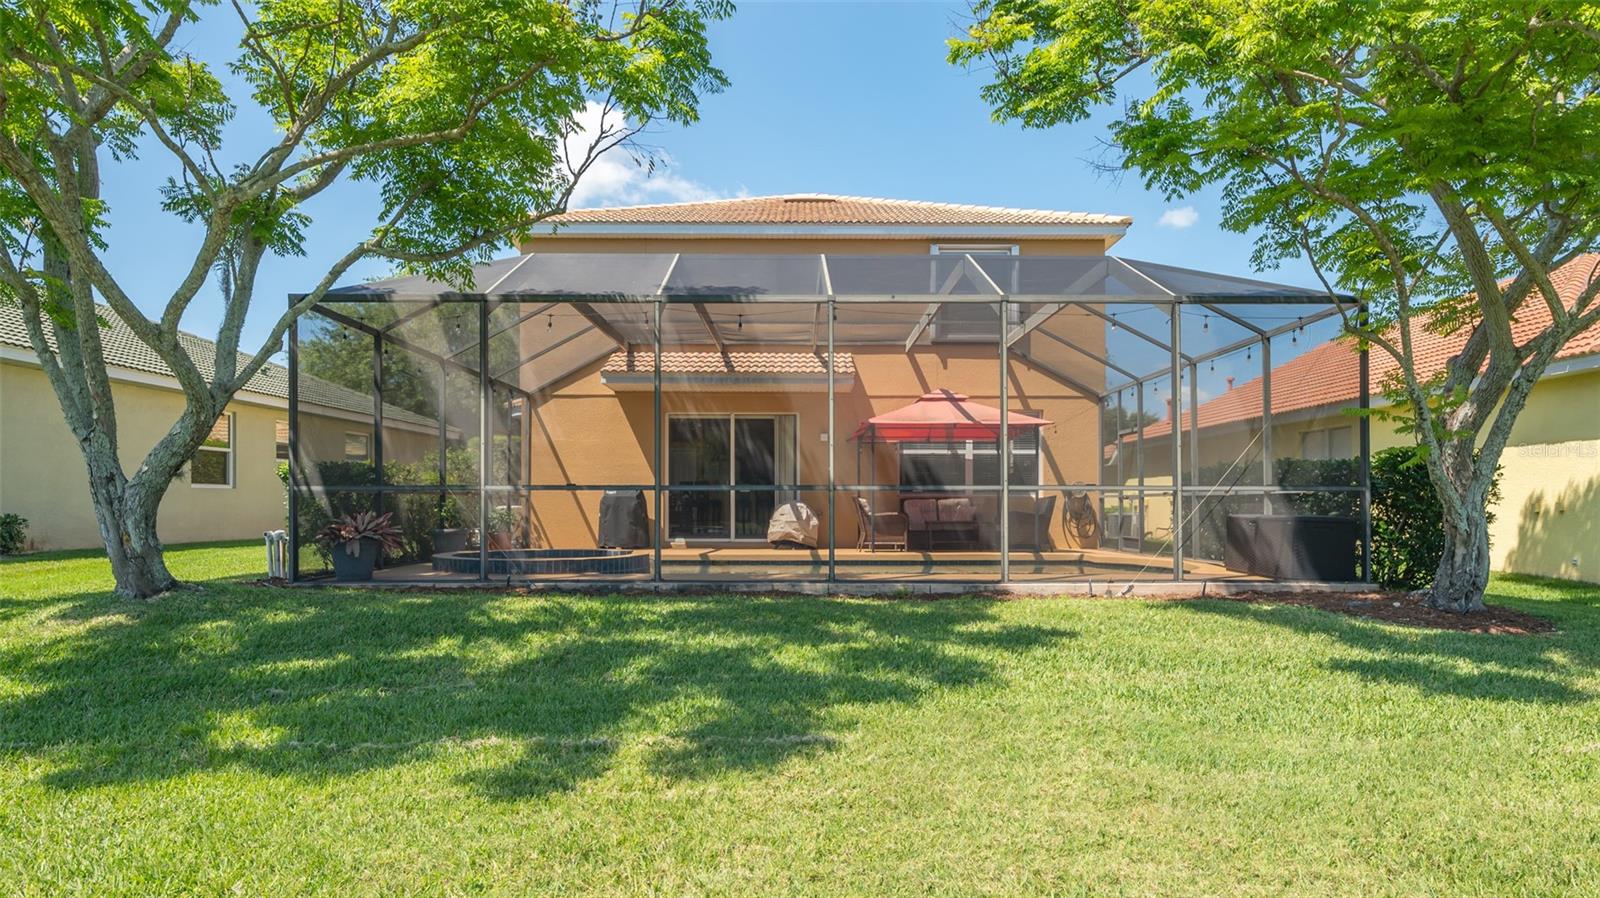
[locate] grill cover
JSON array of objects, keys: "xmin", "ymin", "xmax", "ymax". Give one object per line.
[{"xmin": 767, "ymin": 501, "xmax": 820, "ymax": 548}]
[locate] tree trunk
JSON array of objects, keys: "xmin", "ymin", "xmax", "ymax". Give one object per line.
[
  {"xmin": 1427, "ymin": 508, "xmax": 1490, "ymax": 614},
  {"xmin": 81, "ymin": 445, "xmax": 178, "ymax": 600}
]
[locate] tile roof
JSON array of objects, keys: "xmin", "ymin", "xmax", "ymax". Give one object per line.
[
  {"xmin": 1135, "ymin": 253, "xmax": 1600, "ymax": 440},
  {"xmin": 0, "ymin": 304, "xmax": 437, "ymax": 428},
  {"xmin": 550, "ymin": 194, "xmax": 1131, "ymax": 227},
  {"xmin": 601, "ymin": 350, "xmax": 855, "ymax": 376}
]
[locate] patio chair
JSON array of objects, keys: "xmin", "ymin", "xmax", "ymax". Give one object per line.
[{"xmin": 853, "ymin": 495, "xmax": 908, "ymax": 552}]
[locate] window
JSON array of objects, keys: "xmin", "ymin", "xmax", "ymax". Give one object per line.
[
  {"xmin": 275, "ymin": 420, "xmax": 290, "ymax": 462},
  {"xmin": 344, "ymin": 431, "xmax": 372, "ymax": 462},
  {"xmin": 929, "ymin": 245, "xmax": 1020, "ymax": 342},
  {"xmin": 900, "ymin": 431, "xmax": 1040, "ymax": 490},
  {"xmin": 191, "ymin": 414, "xmax": 233, "ymax": 487},
  {"xmin": 1299, "ymin": 425, "xmax": 1353, "ymax": 460}
]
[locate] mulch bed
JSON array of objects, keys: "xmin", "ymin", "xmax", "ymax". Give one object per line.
[{"xmin": 1218, "ymin": 590, "xmax": 1555, "ymax": 635}]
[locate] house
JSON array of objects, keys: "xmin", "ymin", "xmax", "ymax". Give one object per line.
[
  {"xmin": 297, "ymin": 194, "xmax": 1365, "ymax": 585},
  {"xmin": 1121, "ymin": 253, "xmax": 1600, "ymax": 582},
  {"xmin": 516, "ymin": 195, "xmax": 1130, "ymax": 557},
  {"xmin": 0, "ymin": 305, "xmax": 441, "ymax": 551}
]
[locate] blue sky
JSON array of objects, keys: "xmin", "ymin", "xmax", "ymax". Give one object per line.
[{"xmin": 97, "ymin": 0, "xmax": 1323, "ymax": 364}]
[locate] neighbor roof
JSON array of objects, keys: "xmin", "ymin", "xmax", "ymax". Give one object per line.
[
  {"xmin": 547, "ymin": 194, "xmax": 1132, "ymax": 227},
  {"xmin": 1133, "ymin": 253, "xmax": 1600, "ymax": 440},
  {"xmin": 0, "ymin": 304, "xmax": 437, "ymax": 428}
]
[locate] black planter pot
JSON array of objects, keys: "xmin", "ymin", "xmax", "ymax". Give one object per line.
[
  {"xmin": 330, "ymin": 537, "xmax": 381, "ymax": 581},
  {"xmin": 432, "ymin": 528, "xmax": 470, "ymax": 554}
]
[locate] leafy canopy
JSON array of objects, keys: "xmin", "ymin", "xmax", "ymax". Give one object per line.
[
  {"xmin": 0, "ymin": 0, "xmax": 729, "ymax": 298},
  {"xmin": 951, "ymin": 0, "xmax": 1600, "ymax": 318}
]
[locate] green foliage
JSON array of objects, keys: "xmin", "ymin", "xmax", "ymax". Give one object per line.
[
  {"xmin": 0, "ymin": 512, "xmax": 27, "ymax": 554},
  {"xmin": 953, "ymin": 0, "xmax": 1599, "ymax": 604},
  {"xmin": 952, "ymin": 1, "xmax": 1600, "ymax": 310},
  {"xmin": 1, "ymin": 0, "xmax": 730, "ymax": 279},
  {"xmin": 316, "ymin": 511, "xmax": 406, "ymax": 558},
  {"xmin": 1369, "ymin": 446, "xmax": 1501, "ymax": 591}
]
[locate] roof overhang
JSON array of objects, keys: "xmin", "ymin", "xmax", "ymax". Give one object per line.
[
  {"xmin": 537, "ymin": 223, "xmax": 1129, "ymax": 240},
  {"xmin": 601, "ymin": 372, "xmax": 855, "ymax": 392}
]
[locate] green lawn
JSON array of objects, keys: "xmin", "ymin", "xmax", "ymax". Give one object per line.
[{"xmin": 2, "ymin": 543, "xmax": 1598, "ymax": 897}]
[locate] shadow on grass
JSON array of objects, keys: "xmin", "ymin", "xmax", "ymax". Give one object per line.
[
  {"xmin": 0, "ymin": 579, "xmax": 1071, "ymax": 802},
  {"xmin": 1166, "ymin": 584, "xmax": 1599, "ymax": 705}
]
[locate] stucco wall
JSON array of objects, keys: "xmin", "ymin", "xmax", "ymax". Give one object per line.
[
  {"xmin": 517, "ymin": 339, "xmax": 1103, "ymax": 550},
  {"xmin": 1, "ymin": 360, "xmax": 287, "ymax": 550},
  {"xmin": 0, "ymin": 359, "xmax": 441, "ymax": 551}
]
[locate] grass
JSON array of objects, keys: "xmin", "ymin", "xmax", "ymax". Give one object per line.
[{"xmin": 2, "ymin": 543, "xmax": 1599, "ymax": 897}]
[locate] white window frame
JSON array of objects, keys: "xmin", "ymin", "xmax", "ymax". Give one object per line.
[
  {"xmin": 344, "ymin": 431, "xmax": 372, "ymax": 462},
  {"xmin": 1298, "ymin": 425, "xmax": 1353, "ymax": 461},
  {"xmin": 191, "ymin": 412, "xmax": 235, "ymax": 489},
  {"xmin": 929, "ymin": 244, "xmax": 1021, "ymax": 342}
]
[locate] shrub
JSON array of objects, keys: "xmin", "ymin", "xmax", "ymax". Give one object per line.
[
  {"xmin": 1369, "ymin": 446, "xmax": 1500, "ymax": 591},
  {"xmin": 0, "ymin": 513, "xmax": 27, "ymax": 555}
]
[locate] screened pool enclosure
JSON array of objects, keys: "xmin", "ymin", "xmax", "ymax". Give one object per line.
[{"xmin": 287, "ymin": 253, "xmax": 1370, "ymax": 586}]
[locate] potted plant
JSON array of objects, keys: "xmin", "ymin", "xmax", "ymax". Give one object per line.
[
  {"xmin": 486, "ymin": 505, "xmax": 520, "ymax": 550},
  {"xmin": 317, "ymin": 511, "xmax": 404, "ymax": 581},
  {"xmin": 431, "ymin": 497, "xmax": 471, "ymax": 554}
]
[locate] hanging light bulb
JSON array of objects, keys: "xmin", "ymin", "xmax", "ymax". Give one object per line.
[
  {"xmin": 547, "ymin": 313, "xmax": 553, "ymax": 330},
  {"xmin": 1246, "ymin": 345, "xmax": 1253, "ymax": 362},
  {"xmin": 1202, "ymin": 314, "xmax": 1210, "ymax": 332},
  {"xmin": 1209, "ymin": 359, "xmax": 1215, "ymax": 373},
  {"xmin": 738, "ymin": 313, "xmax": 744, "ymax": 331}
]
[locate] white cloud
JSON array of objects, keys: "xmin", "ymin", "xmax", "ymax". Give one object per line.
[
  {"xmin": 1157, "ymin": 205, "xmax": 1199, "ymax": 229},
  {"xmin": 561, "ymin": 102, "xmax": 737, "ymax": 209}
]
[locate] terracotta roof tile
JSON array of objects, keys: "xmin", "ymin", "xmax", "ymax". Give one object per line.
[
  {"xmin": 602, "ymin": 350, "xmax": 855, "ymax": 376},
  {"xmin": 1134, "ymin": 254, "xmax": 1600, "ymax": 440},
  {"xmin": 551, "ymin": 194, "xmax": 1131, "ymax": 227}
]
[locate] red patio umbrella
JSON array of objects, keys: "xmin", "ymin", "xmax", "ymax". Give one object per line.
[{"xmin": 851, "ymin": 390, "xmax": 1051, "ymax": 442}]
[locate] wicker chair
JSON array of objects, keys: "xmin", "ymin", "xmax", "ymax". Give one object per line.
[{"xmin": 853, "ymin": 495, "xmax": 908, "ymax": 551}]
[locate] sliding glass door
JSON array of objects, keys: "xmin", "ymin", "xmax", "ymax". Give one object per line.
[{"xmin": 668, "ymin": 414, "xmax": 796, "ymax": 541}]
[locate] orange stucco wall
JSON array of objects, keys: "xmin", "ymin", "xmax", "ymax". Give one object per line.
[
  {"xmin": 517, "ymin": 340, "xmax": 1105, "ymax": 549},
  {"xmin": 507, "ymin": 230, "xmax": 1113, "ymax": 549}
]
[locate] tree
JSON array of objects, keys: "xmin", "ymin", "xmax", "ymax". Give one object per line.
[
  {"xmin": 952, "ymin": 0, "xmax": 1600, "ymax": 612},
  {"xmin": 0, "ymin": 0, "xmax": 727, "ymax": 598}
]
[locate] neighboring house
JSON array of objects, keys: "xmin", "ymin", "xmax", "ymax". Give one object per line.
[
  {"xmin": 1126, "ymin": 253, "xmax": 1600, "ymax": 583},
  {"xmin": 0, "ymin": 305, "xmax": 441, "ymax": 550},
  {"xmin": 510, "ymin": 194, "xmax": 1133, "ymax": 552}
]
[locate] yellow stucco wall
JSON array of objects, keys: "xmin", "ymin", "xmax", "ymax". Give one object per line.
[
  {"xmin": 1492, "ymin": 369, "xmax": 1600, "ymax": 583},
  {"xmin": 0, "ymin": 359, "xmax": 439, "ymax": 551},
  {"xmin": 0, "ymin": 360, "xmax": 288, "ymax": 550}
]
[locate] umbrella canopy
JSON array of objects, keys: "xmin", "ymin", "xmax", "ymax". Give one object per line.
[{"xmin": 852, "ymin": 390, "xmax": 1051, "ymax": 442}]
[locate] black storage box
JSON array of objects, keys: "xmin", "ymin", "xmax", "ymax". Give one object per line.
[
  {"xmin": 598, "ymin": 489, "xmax": 650, "ymax": 549},
  {"xmin": 1224, "ymin": 514, "xmax": 1359, "ymax": 581}
]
